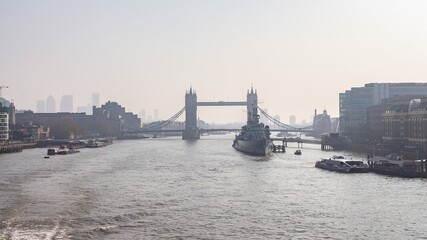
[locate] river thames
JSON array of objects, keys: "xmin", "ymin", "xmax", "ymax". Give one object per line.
[{"xmin": 1, "ymin": 135, "xmax": 426, "ymax": 239}]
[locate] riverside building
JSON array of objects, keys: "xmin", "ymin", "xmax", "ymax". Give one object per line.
[
  {"xmin": 381, "ymin": 97, "xmax": 427, "ymax": 158},
  {"xmin": 367, "ymin": 96, "xmax": 423, "ymax": 145},
  {"xmin": 339, "ymin": 83, "xmax": 427, "ymax": 143},
  {"xmin": 0, "ymin": 112, "xmax": 9, "ymax": 141}
]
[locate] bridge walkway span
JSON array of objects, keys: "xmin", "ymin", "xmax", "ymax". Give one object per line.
[{"xmin": 197, "ymin": 101, "xmax": 247, "ymax": 106}]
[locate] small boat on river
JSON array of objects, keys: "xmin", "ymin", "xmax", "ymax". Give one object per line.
[
  {"xmin": 47, "ymin": 145, "xmax": 80, "ymax": 155},
  {"xmin": 315, "ymin": 155, "xmax": 369, "ymax": 173},
  {"xmin": 294, "ymin": 150, "xmax": 302, "ymax": 155},
  {"xmin": 86, "ymin": 140, "xmax": 108, "ymax": 148}
]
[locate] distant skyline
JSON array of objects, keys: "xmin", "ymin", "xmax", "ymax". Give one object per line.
[
  {"xmin": 35, "ymin": 93, "xmax": 101, "ymax": 115},
  {"xmin": 2, "ymin": 1, "xmax": 427, "ymax": 123},
  {"xmin": 36, "ymin": 100, "xmax": 45, "ymax": 113},
  {"xmin": 60, "ymin": 95, "xmax": 73, "ymax": 112},
  {"xmin": 46, "ymin": 95, "xmax": 56, "ymax": 113}
]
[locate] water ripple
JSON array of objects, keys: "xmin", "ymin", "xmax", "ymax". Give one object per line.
[{"xmin": 0, "ymin": 138, "xmax": 426, "ymax": 239}]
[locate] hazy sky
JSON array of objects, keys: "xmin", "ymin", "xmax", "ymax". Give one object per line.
[{"xmin": 1, "ymin": 1, "xmax": 427, "ymax": 123}]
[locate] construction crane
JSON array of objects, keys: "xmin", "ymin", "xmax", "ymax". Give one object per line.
[{"xmin": 0, "ymin": 86, "xmax": 8, "ymax": 98}]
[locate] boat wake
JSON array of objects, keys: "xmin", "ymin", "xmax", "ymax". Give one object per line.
[
  {"xmin": 94, "ymin": 224, "xmax": 119, "ymax": 233},
  {"xmin": 0, "ymin": 221, "xmax": 67, "ymax": 240}
]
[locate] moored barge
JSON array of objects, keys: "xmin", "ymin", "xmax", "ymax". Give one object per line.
[{"xmin": 367, "ymin": 153, "xmax": 427, "ymax": 178}]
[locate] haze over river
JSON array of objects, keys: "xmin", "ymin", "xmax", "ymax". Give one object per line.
[{"xmin": 1, "ymin": 135, "xmax": 426, "ymax": 239}]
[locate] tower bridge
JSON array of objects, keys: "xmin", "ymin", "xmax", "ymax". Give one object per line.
[
  {"xmin": 138, "ymin": 87, "xmax": 314, "ymax": 139},
  {"xmin": 183, "ymin": 87, "xmax": 262, "ymax": 139}
]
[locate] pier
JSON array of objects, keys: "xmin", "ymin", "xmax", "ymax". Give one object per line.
[
  {"xmin": 320, "ymin": 133, "xmax": 348, "ymax": 151},
  {"xmin": 270, "ymin": 137, "xmax": 321, "ymax": 153},
  {"xmin": 271, "ymin": 137, "xmax": 321, "ymax": 148},
  {"xmin": 0, "ymin": 144, "xmax": 24, "ymax": 154}
]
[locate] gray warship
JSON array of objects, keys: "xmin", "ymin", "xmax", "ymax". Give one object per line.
[{"xmin": 232, "ymin": 88, "xmax": 273, "ymax": 156}]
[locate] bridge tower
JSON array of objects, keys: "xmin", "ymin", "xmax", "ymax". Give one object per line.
[
  {"xmin": 183, "ymin": 87, "xmax": 200, "ymax": 139},
  {"xmin": 246, "ymin": 87, "xmax": 258, "ymax": 124}
]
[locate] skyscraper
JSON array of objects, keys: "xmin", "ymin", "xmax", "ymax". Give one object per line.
[
  {"xmin": 60, "ymin": 95, "xmax": 73, "ymax": 112},
  {"xmin": 154, "ymin": 109, "xmax": 159, "ymax": 121},
  {"xmin": 289, "ymin": 115, "xmax": 296, "ymax": 126},
  {"xmin": 36, "ymin": 100, "xmax": 45, "ymax": 113},
  {"xmin": 92, "ymin": 93, "xmax": 100, "ymax": 108},
  {"xmin": 139, "ymin": 109, "xmax": 146, "ymax": 122},
  {"xmin": 46, "ymin": 95, "xmax": 56, "ymax": 113}
]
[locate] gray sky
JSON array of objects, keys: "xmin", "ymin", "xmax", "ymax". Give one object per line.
[{"xmin": 1, "ymin": 0, "xmax": 427, "ymax": 123}]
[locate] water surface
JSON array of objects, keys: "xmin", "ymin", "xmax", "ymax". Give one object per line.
[{"xmin": 1, "ymin": 135, "xmax": 426, "ymax": 239}]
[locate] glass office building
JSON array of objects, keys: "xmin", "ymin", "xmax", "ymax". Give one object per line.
[{"xmin": 339, "ymin": 83, "xmax": 427, "ymax": 142}]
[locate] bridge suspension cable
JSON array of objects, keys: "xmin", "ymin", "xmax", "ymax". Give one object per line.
[
  {"xmin": 143, "ymin": 107, "xmax": 185, "ymax": 130},
  {"xmin": 257, "ymin": 107, "xmax": 313, "ymax": 131}
]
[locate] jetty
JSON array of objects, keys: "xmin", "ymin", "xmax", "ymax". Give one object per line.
[
  {"xmin": 0, "ymin": 143, "xmax": 35, "ymax": 154},
  {"xmin": 271, "ymin": 137, "xmax": 321, "ymax": 148},
  {"xmin": 270, "ymin": 137, "xmax": 319, "ymax": 153}
]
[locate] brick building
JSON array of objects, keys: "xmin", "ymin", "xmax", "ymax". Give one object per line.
[{"xmin": 382, "ymin": 97, "xmax": 427, "ymax": 158}]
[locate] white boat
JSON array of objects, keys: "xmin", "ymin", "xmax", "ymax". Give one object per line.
[
  {"xmin": 86, "ymin": 140, "xmax": 107, "ymax": 148},
  {"xmin": 315, "ymin": 155, "xmax": 369, "ymax": 173},
  {"xmin": 47, "ymin": 145, "xmax": 80, "ymax": 155}
]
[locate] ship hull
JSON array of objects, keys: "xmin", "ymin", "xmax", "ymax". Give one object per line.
[
  {"xmin": 370, "ymin": 167, "xmax": 426, "ymax": 178},
  {"xmin": 232, "ymin": 139, "xmax": 273, "ymax": 156}
]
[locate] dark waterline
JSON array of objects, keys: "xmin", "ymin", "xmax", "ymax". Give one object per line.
[{"xmin": 1, "ymin": 135, "xmax": 426, "ymax": 239}]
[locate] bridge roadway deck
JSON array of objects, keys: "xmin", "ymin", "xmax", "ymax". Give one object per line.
[
  {"xmin": 201, "ymin": 129, "xmax": 314, "ymax": 133},
  {"xmin": 196, "ymin": 101, "xmax": 247, "ymax": 106},
  {"xmin": 136, "ymin": 128, "xmax": 313, "ymax": 133}
]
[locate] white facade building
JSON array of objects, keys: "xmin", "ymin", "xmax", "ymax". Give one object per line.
[{"xmin": 0, "ymin": 112, "xmax": 9, "ymax": 141}]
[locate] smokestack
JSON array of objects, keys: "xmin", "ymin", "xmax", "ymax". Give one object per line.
[{"xmin": 315, "ymin": 109, "xmax": 317, "ymax": 117}]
